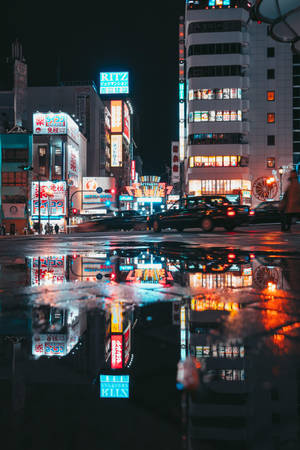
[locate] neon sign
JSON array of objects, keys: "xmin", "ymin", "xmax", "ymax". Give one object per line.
[
  {"xmin": 100, "ymin": 375, "xmax": 129, "ymax": 398},
  {"xmin": 100, "ymin": 72, "xmax": 129, "ymax": 95},
  {"xmin": 111, "ymin": 335, "xmax": 123, "ymax": 369}
]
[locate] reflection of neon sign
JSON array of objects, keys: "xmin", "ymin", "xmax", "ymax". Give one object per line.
[
  {"xmin": 111, "ymin": 302, "xmax": 123, "ymax": 333},
  {"xmin": 126, "ymin": 268, "xmax": 173, "ymax": 285},
  {"xmin": 100, "ymin": 375, "xmax": 129, "ymax": 398},
  {"xmin": 111, "ymin": 335, "xmax": 123, "ymax": 369},
  {"xmin": 31, "ymin": 256, "xmax": 65, "ymax": 286},
  {"xmin": 191, "ymin": 297, "xmax": 240, "ymax": 312}
]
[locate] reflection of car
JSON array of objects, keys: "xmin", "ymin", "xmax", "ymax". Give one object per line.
[
  {"xmin": 76, "ymin": 210, "xmax": 147, "ymax": 232},
  {"xmin": 149, "ymin": 196, "xmax": 250, "ymax": 232},
  {"xmin": 250, "ymin": 201, "xmax": 281, "ymax": 224}
]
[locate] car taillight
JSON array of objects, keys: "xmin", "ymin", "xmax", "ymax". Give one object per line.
[
  {"xmin": 228, "ymin": 253, "xmax": 236, "ymax": 260},
  {"xmin": 227, "ymin": 208, "xmax": 236, "ymax": 216},
  {"xmin": 249, "ymin": 210, "xmax": 255, "ymax": 216}
]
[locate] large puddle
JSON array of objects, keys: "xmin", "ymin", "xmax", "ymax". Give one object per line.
[{"xmin": 0, "ymin": 243, "xmax": 299, "ymax": 449}]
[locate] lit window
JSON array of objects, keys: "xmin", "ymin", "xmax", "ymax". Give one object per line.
[
  {"xmin": 202, "ymin": 89, "xmax": 209, "ymax": 99},
  {"xmin": 201, "ymin": 111, "xmax": 209, "ymax": 121},
  {"xmin": 209, "ymin": 111, "xmax": 215, "ymax": 121},
  {"xmin": 231, "ymin": 88, "xmax": 237, "ymax": 99},
  {"xmin": 267, "ymin": 157, "xmax": 275, "ymax": 168},
  {"xmin": 189, "ymin": 112, "xmax": 194, "ymax": 122},
  {"xmin": 224, "ymin": 156, "xmax": 230, "ymax": 166},
  {"xmin": 267, "ymin": 91, "xmax": 275, "ymax": 101},
  {"xmin": 223, "ymin": 88, "xmax": 230, "ymax": 99},
  {"xmin": 189, "ymin": 90, "xmax": 194, "ymax": 100},
  {"xmin": 194, "ymin": 112, "xmax": 201, "ymax": 122},
  {"xmin": 223, "ymin": 111, "xmax": 230, "ymax": 121},
  {"xmin": 231, "ymin": 156, "xmax": 238, "ymax": 166},
  {"xmin": 267, "ymin": 113, "xmax": 275, "ymax": 123},
  {"xmin": 207, "ymin": 89, "xmax": 214, "ymax": 99},
  {"xmin": 216, "ymin": 111, "xmax": 223, "ymax": 121},
  {"xmin": 216, "ymin": 156, "xmax": 223, "ymax": 167},
  {"xmin": 237, "ymin": 110, "xmax": 242, "ymax": 121},
  {"xmin": 190, "ymin": 157, "xmax": 194, "ymax": 168},
  {"xmin": 202, "ymin": 156, "xmax": 209, "ymax": 166},
  {"xmin": 208, "ymin": 156, "xmax": 216, "ymax": 166},
  {"xmin": 216, "ymin": 89, "xmax": 223, "ymax": 99},
  {"xmin": 230, "ymin": 111, "xmax": 237, "ymax": 121}
]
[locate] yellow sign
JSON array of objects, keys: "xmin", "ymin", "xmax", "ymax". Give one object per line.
[{"xmin": 111, "ymin": 302, "xmax": 123, "ymax": 333}]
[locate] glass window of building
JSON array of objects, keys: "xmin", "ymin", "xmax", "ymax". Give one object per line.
[
  {"xmin": 267, "ymin": 135, "xmax": 275, "ymax": 145},
  {"xmin": 267, "ymin": 69, "xmax": 275, "ymax": 79},
  {"xmin": 267, "ymin": 113, "xmax": 275, "ymax": 123},
  {"xmin": 267, "ymin": 90, "xmax": 275, "ymax": 101},
  {"xmin": 267, "ymin": 47, "xmax": 275, "ymax": 57}
]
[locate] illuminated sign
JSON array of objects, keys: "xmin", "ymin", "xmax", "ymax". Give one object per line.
[
  {"xmin": 68, "ymin": 144, "xmax": 79, "ymax": 187},
  {"xmin": 33, "ymin": 113, "xmax": 79, "ymax": 138},
  {"xmin": 100, "ymin": 72, "xmax": 129, "ymax": 95},
  {"xmin": 111, "ymin": 302, "xmax": 123, "ymax": 333},
  {"xmin": 191, "ymin": 297, "xmax": 240, "ymax": 312},
  {"xmin": 111, "ymin": 100, "xmax": 122, "ymax": 133},
  {"xmin": 100, "ymin": 375, "xmax": 129, "ymax": 398},
  {"xmin": 125, "ymin": 182, "xmax": 173, "ymax": 199},
  {"xmin": 126, "ymin": 268, "xmax": 173, "ymax": 285},
  {"xmin": 82, "ymin": 177, "xmax": 116, "ymax": 208},
  {"xmin": 123, "ymin": 102, "xmax": 130, "ymax": 142},
  {"xmin": 137, "ymin": 197, "xmax": 162, "ymax": 203},
  {"xmin": 111, "ymin": 335, "xmax": 123, "ymax": 369},
  {"xmin": 209, "ymin": 0, "xmax": 231, "ymax": 6},
  {"xmin": 32, "ymin": 334, "xmax": 67, "ymax": 357},
  {"xmin": 111, "ymin": 134, "xmax": 122, "ymax": 167},
  {"xmin": 130, "ymin": 160, "xmax": 135, "ymax": 181},
  {"xmin": 124, "ymin": 324, "xmax": 131, "ymax": 366},
  {"xmin": 31, "ymin": 181, "xmax": 66, "ymax": 217},
  {"xmin": 119, "ymin": 195, "xmax": 133, "ymax": 201},
  {"xmin": 119, "ymin": 265, "xmax": 134, "ymax": 271}
]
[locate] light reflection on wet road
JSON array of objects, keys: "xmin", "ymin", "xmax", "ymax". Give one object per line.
[{"xmin": 0, "ymin": 230, "xmax": 300, "ymax": 450}]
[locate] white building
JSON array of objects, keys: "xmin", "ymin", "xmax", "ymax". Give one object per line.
[{"xmin": 185, "ymin": 1, "xmax": 293, "ymax": 206}]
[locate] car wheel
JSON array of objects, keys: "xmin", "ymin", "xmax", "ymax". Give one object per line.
[
  {"xmin": 201, "ymin": 217, "xmax": 214, "ymax": 232},
  {"xmin": 153, "ymin": 220, "xmax": 161, "ymax": 233},
  {"xmin": 224, "ymin": 224, "xmax": 236, "ymax": 231}
]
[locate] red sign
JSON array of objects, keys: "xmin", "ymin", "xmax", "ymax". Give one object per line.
[
  {"xmin": 111, "ymin": 335, "xmax": 123, "ymax": 369},
  {"xmin": 123, "ymin": 102, "xmax": 130, "ymax": 142},
  {"xmin": 131, "ymin": 160, "xmax": 136, "ymax": 181},
  {"xmin": 124, "ymin": 325, "xmax": 131, "ymax": 366}
]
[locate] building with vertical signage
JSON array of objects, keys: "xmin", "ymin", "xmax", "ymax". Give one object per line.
[
  {"xmin": 184, "ymin": 1, "xmax": 293, "ymax": 206},
  {"xmin": 31, "ymin": 111, "xmax": 87, "ymax": 230},
  {"xmin": 0, "ymin": 132, "xmax": 33, "ymax": 234}
]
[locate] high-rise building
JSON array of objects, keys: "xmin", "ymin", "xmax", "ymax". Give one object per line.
[{"xmin": 184, "ymin": 1, "xmax": 293, "ymax": 206}]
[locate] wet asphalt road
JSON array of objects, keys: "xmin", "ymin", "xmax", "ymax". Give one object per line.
[{"xmin": 1, "ymin": 223, "xmax": 300, "ymax": 255}]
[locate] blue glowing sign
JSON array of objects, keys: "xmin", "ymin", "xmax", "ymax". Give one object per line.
[
  {"xmin": 100, "ymin": 375, "xmax": 130, "ymax": 398},
  {"xmin": 179, "ymin": 82, "xmax": 184, "ymax": 100},
  {"xmin": 209, "ymin": 0, "xmax": 231, "ymax": 6},
  {"xmin": 119, "ymin": 195, "xmax": 133, "ymax": 201},
  {"xmin": 100, "ymin": 72, "xmax": 129, "ymax": 95},
  {"xmin": 119, "ymin": 265, "xmax": 134, "ymax": 271}
]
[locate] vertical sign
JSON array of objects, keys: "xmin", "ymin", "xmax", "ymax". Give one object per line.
[
  {"xmin": 111, "ymin": 135, "xmax": 122, "ymax": 167},
  {"xmin": 124, "ymin": 324, "xmax": 131, "ymax": 366},
  {"xmin": 111, "ymin": 100, "xmax": 122, "ymax": 133},
  {"xmin": 171, "ymin": 142, "xmax": 180, "ymax": 184},
  {"xmin": 131, "ymin": 160, "xmax": 136, "ymax": 181},
  {"xmin": 111, "ymin": 335, "xmax": 123, "ymax": 369},
  {"xmin": 179, "ymin": 17, "xmax": 185, "ymax": 161},
  {"xmin": 111, "ymin": 302, "xmax": 123, "ymax": 333},
  {"xmin": 123, "ymin": 102, "xmax": 130, "ymax": 143}
]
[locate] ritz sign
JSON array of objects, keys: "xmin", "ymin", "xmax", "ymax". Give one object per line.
[{"xmin": 100, "ymin": 72, "xmax": 129, "ymax": 94}]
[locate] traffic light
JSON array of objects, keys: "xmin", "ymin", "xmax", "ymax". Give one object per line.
[
  {"xmin": 104, "ymin": 188, "xmax": 116, "ymax": 194},
  {"xmin": 72, "ymin": 208, "xmax": 78, "ymax": 216}
]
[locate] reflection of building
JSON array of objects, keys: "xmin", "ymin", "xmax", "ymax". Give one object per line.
[{"xmin": 184, "ymin": 1, "xmax": 293, "ymax": 206}]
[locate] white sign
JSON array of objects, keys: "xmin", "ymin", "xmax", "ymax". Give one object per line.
[
  {"xmin": 33, "ymin": 112, "xmax": 79, "ymax": 139},
  {"xmin": 111, "ymin": 135, "xmax": 122, "ymax": 167},
  {"xmin": 31, "ymin": 181, "xmax": 66, "ymax": 217},
  {"xmin": 68, "ymin": 144, "xmax": 79, "ymax": 187}
]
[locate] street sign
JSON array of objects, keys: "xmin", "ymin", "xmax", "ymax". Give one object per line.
[{"xmin": 96, "ymin": 187, "xmax": 103, "ymax": 194}]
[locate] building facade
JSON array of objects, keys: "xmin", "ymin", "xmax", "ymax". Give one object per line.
[{"xmin": 184, "ymin": 1, "xmax": 293, "ymax": 206}]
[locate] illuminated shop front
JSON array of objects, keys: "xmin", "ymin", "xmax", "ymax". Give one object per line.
[
  {"xmin": 188, "ymin": 179, "xmax": 251, "ymax": 201},
  {"xmin": 125, "ymin": 176, "xmax": 173, "ymax": 213},
  {"xmin": 32, "ymin": 112, "xmax": 86, "ymax": 231}
]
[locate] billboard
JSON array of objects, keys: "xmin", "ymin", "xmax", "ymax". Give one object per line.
[
  {"xmin": 123, "ymin": 102, "xmax": 130, "ymax": 142},
  {"xmin": 171, "ymin": 141, "xmax": 180, "ymax": 184},
  {"xmin": 31, "ymin": 181, "xmax": 66, "ymax": 217},
  {"xmin": 100, "ymin": 72, "xmax": 129, "ymax": 95},
  {"xmin": 100, "ymin": 375, "xmax": 130, "ymax": 398},
  {"xmin": 111, "ymin": 135, "xmax": 122, "ymax": 167},
  {"xmin": 30, "ymin": 255, "xmax": 66, "ymax": 286},
  {"xmin": 82, "ymin": 177, "xmax": 116, "ymax": 209},
  {"xmin": 111, "ymin": 100, "xmax": 122, "ymax": 133},
  {"xmin": 33, "ymin": 112, "xmax": 79, "ymax": 138},
  {"xmin": 68, "ymin": 144, "xmax": 79, "ymax": 187},
  {"xmin": 111, "ymin": 335, "xmax": 123, "ymax": 369},
  {"xmin": 32, "ymin": 334, "xmax": 67, "ymax": 357}
]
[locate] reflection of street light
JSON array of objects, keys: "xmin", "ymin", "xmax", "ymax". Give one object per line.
[
  {"xmin": 278, "ymin": 167, "xmax": 283, "ymax": 198},
  {"xmin": 266, "ymin": 176, "xmax": 275, "ymax": 185}
]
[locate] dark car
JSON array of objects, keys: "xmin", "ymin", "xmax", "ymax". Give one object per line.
[
  {"xmin": 76, "ymin": 210, "xmax": 147, "ymax": 232},
  {"xmin": 250, "ymin": 201, "xmax": 281, "ymax": 224},
  {"xmin": 149, "ymin": 196, "xmax": 250, "ymax": 232}
]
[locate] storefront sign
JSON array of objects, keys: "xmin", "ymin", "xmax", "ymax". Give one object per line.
[
  {"xmin": 123, "ymin": 102, "xmax": 130, "ymax": 142},
  {"xmin": 111, "ymin": 134, "xmax": 122, "ymax": 167},
  {"xmin": 111, "ymin": 100, "xmax": 122, "ymax": 133},
  {"xmin": 111, "ymin": 335, "xmax": 123, "ymax": 369},
  {"xmin": 68, "ymin": 144, "xmax": 79, "ymax": 187},
  {"xmin": 33, "ymin": 112, "xmax": 79, "ymax": 140},
  {"xmin": 100, "ymin": 72, "xmax": 129, "ymax": 95},
  {"xmin": 31, "ymin": 181, "xmax": 66, "ymax": 217}
]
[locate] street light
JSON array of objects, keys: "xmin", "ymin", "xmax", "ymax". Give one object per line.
[{"xmin": 278, "ymin": 166, "xmax": 284, "ymax": 198}]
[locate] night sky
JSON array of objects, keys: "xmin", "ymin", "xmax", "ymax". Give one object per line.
[{"xmin": 0, "ymin": 0, "xmax": 184, "ymax": 176}]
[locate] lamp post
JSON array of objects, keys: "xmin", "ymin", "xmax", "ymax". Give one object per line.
[{"xmin": 278, "ymin": 167, "xmax": 283, "ymax": 199}]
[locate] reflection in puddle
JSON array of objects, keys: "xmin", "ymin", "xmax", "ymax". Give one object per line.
[{"xmin": 0, "ymin": 244, "xmax": 300, "ymax": 449}]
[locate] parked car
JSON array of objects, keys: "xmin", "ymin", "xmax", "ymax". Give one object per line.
[
  {"xmin": 250, "ymin": 201, "xmax": 281, "ymax": 224},
  {"xmin": 76, "ymin": 210, "xmax": 147, "ymax": 232},
  {"xmin": 149, "ymin": 196, "xmax": 250, "ymax": 232}
]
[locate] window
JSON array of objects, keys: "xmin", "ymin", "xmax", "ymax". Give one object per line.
[
  {"xmin": 267, "ymin": 135, "xmax": 275, "ymax": 145},
  {"xmin": 188, "ymin": 88, "xmax": 242, "ymax": 100},
  {"xmin": 267, "ymin": 157, "xmax": 275, "ymax": 168},
  {"xmin": 267, "ymin": 47, "xmax": 275, "ymax": 57},
  {"xmin": 2, "ymin": 171, "xmax": 27, "ymax": 186},
  {"xmin": 188, "ymin": 65, "xmax": 243, "ymax": 78},
  {"xmin": 189, "ymin": 133, "xmax": 243, "ymax": 145},
  {"xmin": 2, "ymin": 148, "xmax": 28, "ymax": 162},
  {"xmin": 267, "ymin": 113, "xmax": 275, "ymax": 123},
  {"xmin": 189, "ymin": 110, "xmax": 242, "ymax": 122},
  {"xmin": 188, "ymin": 20, "xmax": 243, "ymax": 34},
  {"xmin": 267, "ymin": 69, "xmax": 275, "ymax": 79},
  {"xmin": 188, "ymin": 42, "xmax": 241, "ymax": 56},
  {"xmin": 38, "ymin": 145, "xmax": 47, "ymax": 175},
  {"xmin": 189, "ymin": 155, "xmax": 241, "ymax": 167},
  {"xmin": 267, "ymin": 91, "xmax": 275, "ymax": 101}
]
